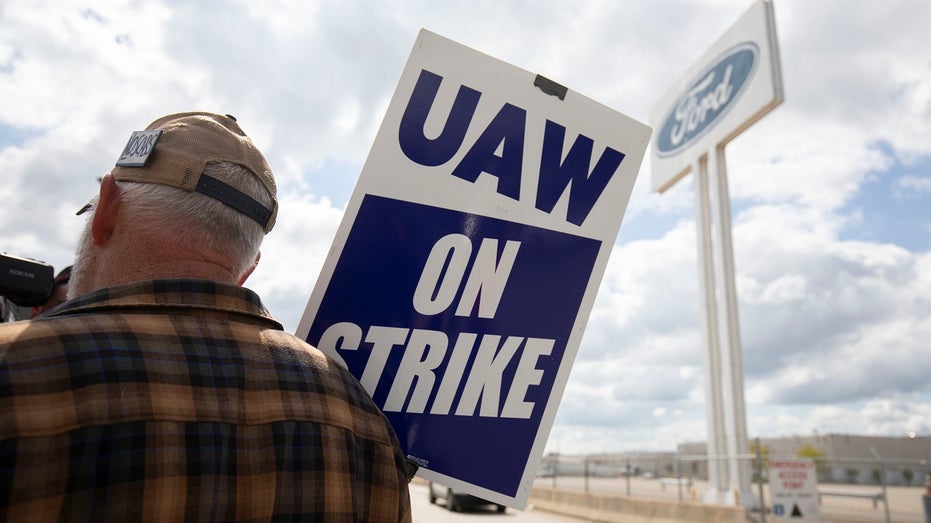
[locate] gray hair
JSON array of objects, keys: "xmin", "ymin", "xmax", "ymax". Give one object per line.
[{"xmin": 116, "ymin": 162, "xmax": 272, "ymax": 279}]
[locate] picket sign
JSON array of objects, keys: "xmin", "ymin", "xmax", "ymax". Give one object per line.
[{"xmin": 295, "ymin": 29, "xmax": 651, "ymax": 509}]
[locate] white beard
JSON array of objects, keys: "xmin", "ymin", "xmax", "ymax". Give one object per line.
[{"xmin": 67, "ymin": 215, "xmax": 97, "ymax": 300}]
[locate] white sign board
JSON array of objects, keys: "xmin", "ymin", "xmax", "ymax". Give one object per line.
[
  {"xmin": 650, "ymin": 0, "xmax": 783, "ymax": 193},
  {"xmin": 295, "ymin": 29, "xmax": 650, "ymax": 508},
  {"xmin": 769, "ymin": 458, "xmax": 820, "ymax": 520}
]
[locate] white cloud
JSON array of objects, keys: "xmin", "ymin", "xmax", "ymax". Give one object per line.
[
  {"xmin": 741, "ymin": 273, "xmax": 808, "ymax": 305},
  {"xmin": 248, "ymin": 190, "xmax": 345, "ymax": 331},
  {"xmin": 726, "ymin": 115, "xmax": 894, "ymax": 210},
  {"xmin": 894, "ymin": 175, "xmax": 931, "ymax": 198}
]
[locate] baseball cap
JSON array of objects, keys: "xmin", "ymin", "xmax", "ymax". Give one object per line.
[{"xmin": 108, "ymin": 112, "xmax": 278, "ymax": 232}]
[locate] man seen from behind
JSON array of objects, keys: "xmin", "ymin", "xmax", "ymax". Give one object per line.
[{"xmin": 0, "ymin": 112, "xmax": 414, "ymax": 521}]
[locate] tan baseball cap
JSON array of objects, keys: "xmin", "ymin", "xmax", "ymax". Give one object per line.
[{"xmin": 109, "ymin": 112, "xmax": 278, "ymax": 233}]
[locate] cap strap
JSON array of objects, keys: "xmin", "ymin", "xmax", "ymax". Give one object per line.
[{"xmin": 195, "ymin": 174, "xmax": 272, "ymax": 230}]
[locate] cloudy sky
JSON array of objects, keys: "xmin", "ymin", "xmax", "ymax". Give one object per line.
[{"xmin": 2, "ymin": 1, "xmax": 929, "ymax": 455}]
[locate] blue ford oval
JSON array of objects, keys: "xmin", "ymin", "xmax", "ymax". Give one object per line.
[{"xmin": 656, "ymin": 42, "xmax": 758, "ymax": 157}]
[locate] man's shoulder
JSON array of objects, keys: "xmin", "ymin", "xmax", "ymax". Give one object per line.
[
  {"xmin": 259, "ymin": 329, "xmax": 360, "ymax": 386},
  {"xmin": 0, "ymin": 319, "xmax": 32, "ymax": 341},
  {"xmin": 0, "ymin": 315, "xmax": 74, "ymax": 342},
  {"xmin": 257, "ymin": 331, "xmax": 399, "ymax": 438}
]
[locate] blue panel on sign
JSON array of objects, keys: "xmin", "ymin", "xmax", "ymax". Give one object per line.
[
  {"xmin": 656, "ymin": 42, "xmax": 758, "ymax": 157},
  {"xmin": 306, "ymin": 194, "xmax": 601, "ymax": 496}
]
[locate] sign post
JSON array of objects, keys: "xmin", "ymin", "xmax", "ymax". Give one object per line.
[
  {"xmin": 650, "ymin": 0, "xmax": 784, "ymax": 506},
  {"xmin": 297, "ymin": 29, "xmax": 651, "ymax": 509}
]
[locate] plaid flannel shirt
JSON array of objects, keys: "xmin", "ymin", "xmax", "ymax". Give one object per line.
[{"xmin": 0, "ymin": 280, "xmax": 413, "ymax": 522}]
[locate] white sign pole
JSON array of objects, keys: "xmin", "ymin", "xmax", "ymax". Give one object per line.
[
  {"xmin": 709, "ymin": 145, "xmax": 754, "ymax": 503},
  {"xmin": 694, "ymin": 156, "xmax": 729, "ymax": 497},
  {"xmin": 650, "ymin": 0, "xmax": 783, "ymax": 507}
]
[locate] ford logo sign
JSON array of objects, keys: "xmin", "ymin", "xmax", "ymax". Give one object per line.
[{"xmin": 656, "ymin": 42, "xmax": 759, "ymax": 157}]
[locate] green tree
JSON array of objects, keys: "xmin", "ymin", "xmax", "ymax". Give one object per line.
[
  {"xmin": 797, "ymin": 444, "xmax": 830, "ymax": 481},
  {"xmin": 845, "ymin": 467, "xmax": 860, "ymax": 484},
  {"xmin": 750, "ymin": 440, "xmax": 770, "ymax": 482},
  {"xmin": 903, "ymin": 469, "xmax": 914, "ymax": 486}
]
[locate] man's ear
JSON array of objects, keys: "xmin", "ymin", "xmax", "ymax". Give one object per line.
[
  {"xmin": 91, "ymin": 173, "xmax": 121, "ymax": 246},
  {"xmin": 237, "ymin": 251, "xmax": 261, "ymax": 286}
]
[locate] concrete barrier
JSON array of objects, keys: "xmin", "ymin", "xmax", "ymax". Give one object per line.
[{"xmin": 530, "ymin": 486, "xmax": 746, "ymax": 523}]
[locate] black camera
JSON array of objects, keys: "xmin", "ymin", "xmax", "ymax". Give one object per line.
[{"xmin": 0, "ymin": 253, "xmax": 55, "ymax": 307}]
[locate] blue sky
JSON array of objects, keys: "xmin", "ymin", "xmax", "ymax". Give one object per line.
[
  {"xmin": 839, "ymin": 148, "xmax": 931, "ymax": 252},
  {"xmin": 1, "ymin": 0, "xmax": 929, "ymax": 454}
]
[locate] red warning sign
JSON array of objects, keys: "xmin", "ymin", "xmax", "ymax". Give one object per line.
[{"xmin": 768, "ymin": 458, "xmax": 820, "ymax": 520}]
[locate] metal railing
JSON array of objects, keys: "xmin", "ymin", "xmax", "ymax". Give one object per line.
[{"xmin": 535, "ymin": 442, "xmax": 931, "ymax": 523}]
